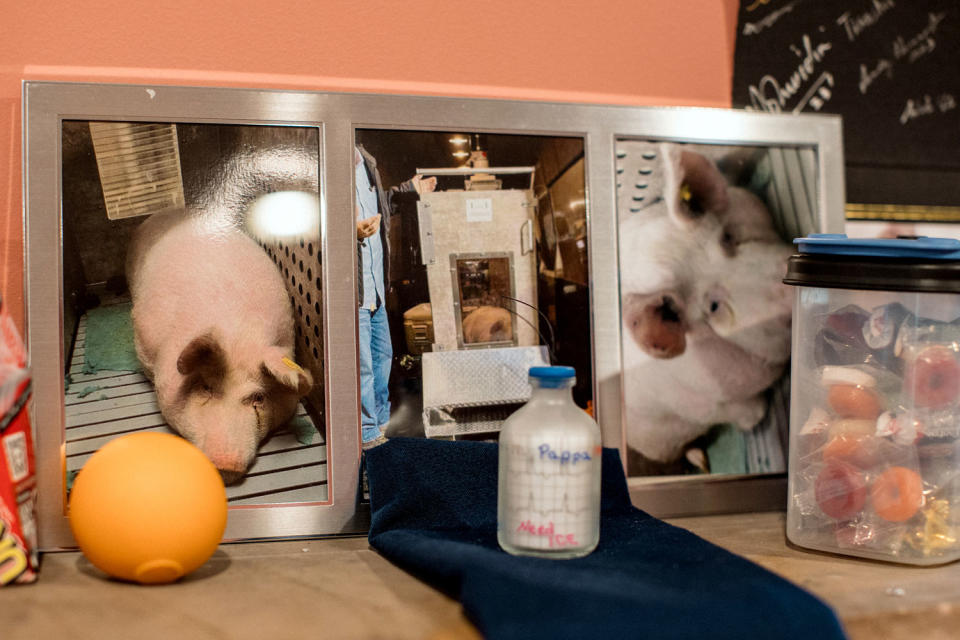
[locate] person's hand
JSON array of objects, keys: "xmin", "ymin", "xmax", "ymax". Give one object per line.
[
  {"xmin": 356, "ymin": 213, "xmax": 382, "ymax": 240},
  {"xmin": 411, "ymin": 175, "xmax": 438, "ymax": 194}
]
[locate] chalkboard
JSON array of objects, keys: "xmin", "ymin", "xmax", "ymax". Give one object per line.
[{"xmin": 732, "ymin": 0, "xmax": 960, "ymax": 219}]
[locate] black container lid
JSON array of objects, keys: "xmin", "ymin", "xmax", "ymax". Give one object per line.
[{"xmin": 784, "ymin": 234, "xmax": 960, "ymax": 293}]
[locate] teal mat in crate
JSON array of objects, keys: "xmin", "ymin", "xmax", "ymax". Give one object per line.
[{"xmin": 81, "ymin": 302, "xmax": 140, "ymax": 374}]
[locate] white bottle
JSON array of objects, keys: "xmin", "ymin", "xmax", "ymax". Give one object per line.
[{"xmin": 497, "ymin": 366, "xmax": 602, "ymax": 559}]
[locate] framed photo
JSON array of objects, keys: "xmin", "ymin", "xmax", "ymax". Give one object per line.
[
  {"xmin": 615, "ymin": 139, "xmax": 839, "ymax": 514},
  {"xmin": 24, "ymin": 83, "xmax": 845, "ymax": 548},
  {"xmin": 351, "ymin": 128, "xmax": 590, "ymax": 444}
]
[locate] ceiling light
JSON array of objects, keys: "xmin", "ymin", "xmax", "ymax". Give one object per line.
[{"xmin": 246, "ymin": 191, "xmax": 320, "ymax": 240}]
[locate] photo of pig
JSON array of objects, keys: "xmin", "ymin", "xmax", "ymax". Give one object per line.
[
  {"xmin": 126, "ymin": 211, "xmax": 313, "ymax": 485},
  {"xmin": 353, "ymin": 129, "xmax": 592, "ymax": 443},
  {"xmin": 617, "ymin": 141, "xmax": 795, "ymax": 477},
  {"xmin": 61, "ymin": 120, "xmax": 328, "ymax": 503}
]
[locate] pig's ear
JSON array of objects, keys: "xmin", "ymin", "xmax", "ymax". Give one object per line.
[
  {"xmin": 177, "ymin": 332, "xmax": 227, "ymax": 379},
  {"xmin": 262, "ymin": 347, "xmax": 313, "ymax": 396},
  {"xmin": 623, "ymin": 292, "xmax": 687, "ymax": 359},
  {"xmin": 665, "ymin": 149, "xmax": 729, "ymax": 228}
]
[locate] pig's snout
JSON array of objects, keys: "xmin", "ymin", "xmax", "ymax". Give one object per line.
[
  {"xmin": 204, "ymin": 447, "xmax": 253, "ymax": 486},
  {"xmin": 192, "ymin": 423, "xmax": 259, "ymax": 486},
  {"xmin": 625, "ymin": 292, "xmax": 687, "ymax": 359},
  {"xmin": 219, "ymin": 468, "xmax": 246, "ymax": 486}
]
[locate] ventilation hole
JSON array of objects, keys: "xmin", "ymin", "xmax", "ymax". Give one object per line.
[
  {"xmin": 314, "ymin": 301, "xmax": 320, "ymax": 315},
  {"xmin": 632, "ymin": 196, "xmax": 645, "ymax": 202},
  {"xmin": 305, "ymin": 315, "xmax": 311, "ymax": 327},
  {"xmin": 285, "ymin": 267, "xmax": 289, "ymax": 278},
  {"xmin": 290, "ymin": 274, "xmax": 295, "ymax": 285},
  {"xmin": 616, "ymin": 167, "xmax": 624, "ymax": 174},
  {"xmin": 306, "ymin": 292, "xmax": 312, "ymax": 304},
  {"xmin": 307, "ymin": 268, "xmax": 312, "ymax": 281},
  {"xmin": 312, "ymin": 347, "xmax": 319, "ymax": 359},
  {"xmin": 300, "ymin": 238, "xmax": 305, "ymax": 249},
  {"xmin": 642, "ymin": 152, "xmax": 657, "ymax": 160},
  {"xmin": 635, "ymin": 183, "xmax": 648, "ymax": 189},
  {"xmin": 630, "ymin": 207, "xmax": 642, "ymax": 213},
  {"xmin": 313, "ymin": 325, "xmax": 320, "ymax": 338},
  {"xmin": 316, "ymin": 277, "xmax": 321, "ymax": 290},
  {"xmin": 285, "ymin": 246, "xmax": 289, "ymax": 257},
  {"xmin": 298, "ymin": 283, "xmax": 303, "ymax": 295},
  {"xmin": 298, "ymin": 304, "xmax": 303, "ymax": 316},
  {"xmin": 292, "ymin": 253, "xmax": 297, "ymax": 264},
  {"xmin": 616, "ymin": 150, "xmax": 627, "ymax": 158},
  {"xmin": 299, "ymin": 260, "xmax": 304, "ymax": 272},
  {"xmin": 639, "ymin": 168, "xmax": 653, "ymax": 175},
  {"xmin": 308, "ymin": 243, "xmax": 313, "ymax": 257},
  {"xmin": 296, "ymin": 325, "xmax": 302, "ymax": 337}
]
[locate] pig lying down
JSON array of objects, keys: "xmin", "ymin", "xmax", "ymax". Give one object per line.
[
  {"xmin": 127, "ymin": 211, "xmax": 313, "ymax": 484},
  {"xmin": 617, "ymin": 143, "xmax": 793, "ymax": 473}
]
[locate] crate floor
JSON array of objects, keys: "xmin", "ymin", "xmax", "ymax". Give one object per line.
[{"xmin": 65, "ymin": 308, "xmax": 328, "ymax": 505}]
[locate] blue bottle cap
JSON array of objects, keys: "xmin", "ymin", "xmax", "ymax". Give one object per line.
[{"xmin": 529, "ymin": 366, "xmax": 576, "ymax": 382}]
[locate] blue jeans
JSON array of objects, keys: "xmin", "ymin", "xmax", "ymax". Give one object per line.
[{"xmin": 358, "ymin": 304, "xmax": 392, "ymax": 443}]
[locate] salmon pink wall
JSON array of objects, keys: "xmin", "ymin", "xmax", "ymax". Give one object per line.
[{"xmin": 0, "ymin": 0, "xmax": 739, "ymax": 333}]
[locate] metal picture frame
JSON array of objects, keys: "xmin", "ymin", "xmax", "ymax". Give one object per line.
[{"xmin": 23, "ymin": 82, "xmax": 845, "ymax": 549}]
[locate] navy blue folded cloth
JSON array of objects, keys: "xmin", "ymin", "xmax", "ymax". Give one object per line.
[{"xmin": 365, "ymin": 438, "xmax": 846, "ymax": 640}]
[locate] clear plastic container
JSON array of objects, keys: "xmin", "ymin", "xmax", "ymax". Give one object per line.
[
  {"xmin": 784, "ymin": 234, "xmax": 960, "ymax": 564},
  {"xmin": 497, "ymin": 366, "xmax": 602, "ymax": 559}
]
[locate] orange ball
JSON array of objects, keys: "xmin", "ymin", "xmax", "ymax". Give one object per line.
[
  {"xmin": 827, "ymin": 384, "xmax": 883, "ymax": 420},
  {"xmin": 68, "ymin": 432, "xmax": 228, "ymax": 584},
  {"xmin": 871, "ymin": 466, "xmax": 923, "ymax": 523}
]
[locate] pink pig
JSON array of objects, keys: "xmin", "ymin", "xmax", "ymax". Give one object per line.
[
  {"xmin": 618, "ymin": 144, "xmax": 793, "ymax": 470},
  {"xmin": 127, "ymin": 211, "xmax": 313, "ymax": 484},
  {"xmin": 462, "ymin": 305, "xmax": 513, "ymax": 344}
]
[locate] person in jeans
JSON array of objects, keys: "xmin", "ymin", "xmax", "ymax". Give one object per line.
[{"xmin": 354, "ymin": 145, "xmax": 435, "ymax": 448}]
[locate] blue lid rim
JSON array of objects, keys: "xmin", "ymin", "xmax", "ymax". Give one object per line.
[
  {"xmin": 795, "ymin": 234, "xmax": 960, "ymax": 260},
  {"xmin": 529, "ymin": 365, "xmax": 576, "ymax": 379}
]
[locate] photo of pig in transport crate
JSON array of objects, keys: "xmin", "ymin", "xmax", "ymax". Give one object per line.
[
  {"xmin": 61, "ymin": 121, "xmax": 327, "ymax": 504},
  {"xmin": 617, "ymin": 140, "xmax": 819, "ymax": 478},
  {"xmin": 352, "ymin": 129, "xmax": 593, "ymax": 447}
]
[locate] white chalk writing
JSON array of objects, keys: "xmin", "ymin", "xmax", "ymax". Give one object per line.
[
  {"xmin": 836, "ymin": 0, "xmax": 895, "ymax": 42},
  {"xmin": 900, "ymin": 93, "xmax": 956, "ymax": 125},
  {"xmin": 939, "ymin": 94, "xmax": 957, "ymax": 113},
  {"xmin": 858, "ymin": 58, "xmax": 893, "ymax": 94},
  {"xmin": 893, "ymin": 12, "xmax": 946, "ymax": 63},
  {"xmin": 746, "ymin": 34, "xmax": 833, "ymax": 113},
  {"xmin": 797, "ymin": 72, "xmax": 835, "ymax": 112},
  {"xmin": 742, "ymin": 0, "xmax": 801, "ymax": 36},
  {"xmin": 900, "ymin": 95, "xmax": 934, "ymax": 124}
]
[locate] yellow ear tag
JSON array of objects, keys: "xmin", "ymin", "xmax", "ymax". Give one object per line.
[
  {"xmin": 680, "ymin": 183, "xmax": 693, "ymax": 203},
  {"xmin": 281, "ymin": 357, "xmax": 304, "ymax": 373}
]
